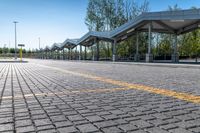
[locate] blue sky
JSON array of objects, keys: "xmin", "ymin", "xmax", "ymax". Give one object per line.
[{"xmin": 0, "ymin": 0, "xmax": 199, "ymax": 50}]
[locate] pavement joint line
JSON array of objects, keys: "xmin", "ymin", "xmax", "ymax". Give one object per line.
[
  {"xmin": 33, "ymin": 63, "xmax": 200, "ymax": 104},
  {"xmin": 1, "ymin": 87, "xmax": 129, "ymax": 100}
]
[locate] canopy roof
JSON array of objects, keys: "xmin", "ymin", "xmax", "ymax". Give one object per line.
[
  {"xmin": 47, "ymin": 9, "xmax": 200, "ymax": 50},
  {"xmin": 43, "ymin": 46, "xmax": 51, "ymax": 51},
  {"xmin": 61, "ymin": 39, "xmax": 79, "ymax": 49},
  {"xmin": 111, "ymin": 9, "xmax": 200, "ymax": 39},
  {"xmin": 50, "ymin": 43, "xmax": 62, "ymax": 51},
  {"xmin": 77, "ymin": 31, "xmax": 112, "ymax": 46}
]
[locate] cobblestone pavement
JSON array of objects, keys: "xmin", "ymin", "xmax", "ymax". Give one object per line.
[{"xmin": 0, "ymin": 59, "xmax": 200, "ymax": 133}]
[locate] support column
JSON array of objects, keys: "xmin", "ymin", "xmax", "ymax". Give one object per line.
[
  {"xmin": 172, "ymin": 34, "xmax": 179, "ymax": 63},
  {"xmin": 84, "ymin": 46, "xmax": 87, "ymax": 60},
  {"xmin": 79, "ymin": 45, "xmax": 82, "ymax": 60},
  {"xmin": 45, "ymin": 51, "xmax": 46, "ymax": 59},
  {"xmin": 69, "ymin": 48, "xmax": 71, "ymax": 60},
  {"xmin": 59, "ymin": 50, "xmax": 62, "ymax": 60},
  {"xmin": 75, "ymin": 46, "xmax": 78, "ymax": 60},
  {"xmin": 134, "ymin": 32, "xmax": 140, "ymax": 62},
  {"xmin": 92, "ymin": 45, "xmax": 95, "ymax": 61},
  {"xmin": 47, "ymin": 51, "xmax": 49, "ymax": 59},
  {"xmin": 146, "ymin": 22, "xmax": 153, "ymax": 62},
  {"xmin": 112, "ymin": 39, "xmax": 117, "ymax": 62},
  {"xmin": 67, "ymin": 48, "xmax": 69, "ymax": 60},
  {"xmin": 57, "ymin": 50, "xmax": 59, "ymax": 60},
  {"xmin": 62, "ymin": 49, "xmax": 65, "ymax": 60},
  {"xmin": 96, "ymin": 39, "xmax": 99, "ymax": 61}
]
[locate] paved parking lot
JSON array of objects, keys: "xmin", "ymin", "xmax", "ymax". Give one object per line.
[{"xmin": 1, "ymin": 59, "xmax": 200, "ymax": 133}]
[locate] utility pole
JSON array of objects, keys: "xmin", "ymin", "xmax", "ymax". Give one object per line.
[{"xmin": 13, "ymin": 21, "xmax": 18, "ymax": 59}]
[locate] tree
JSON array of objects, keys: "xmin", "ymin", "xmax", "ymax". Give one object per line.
[
  {"xmin": 10, "ymin": 48, "xmax": 15, "ymax": 53},
  {"xmin": 0, "ymin": 48, "xmax": 2, "ymax": 54},
  {"xmin": 168, "ymin": 4, "xmax": 181, "ymax": 11},
  {"xmin": 85, "ymin": 0, "xmax": 150, "ymax": 60}
]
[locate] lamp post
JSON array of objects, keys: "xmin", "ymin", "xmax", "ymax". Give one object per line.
[
  {"xmin": 13, "ymin": 21, "xmax": 18, "ymax": 59},
  {"xmin": 39, "ymin": 37, "xmax": 40, "ymax": 49}
]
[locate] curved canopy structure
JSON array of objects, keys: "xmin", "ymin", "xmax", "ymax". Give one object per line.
[
  {"xmin": 50, "ymin": 43, "xmax": 62, "ymax": 51},
  {"xmin": 77, "ymin": 31, "xmax": 113, "ymax": 46},
  {"xmin": 61, "ymin": 39, "xmax": 79, "ymax": 49},
  {"xmin": 43, "ymin": 46, "xmax": 51, "ymax": 51},
  {"xmin": 111, "ymin": 9, "xmax": 200, "ymax": 39},
  {"xmin": 41, "ymin": 9, "xmax": 200, "ymax": 62}
]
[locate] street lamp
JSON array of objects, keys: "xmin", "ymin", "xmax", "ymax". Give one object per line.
[
  {"xmin": 13, "ymin": 21, "xmax": 18, "ymax": 59},
  {"xmin": 39, "ymin": 37, "xmax": 40, "ymax": 49}
]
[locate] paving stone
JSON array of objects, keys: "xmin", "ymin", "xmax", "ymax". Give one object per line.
[
  {"xmin": 177, "ymin": 121, "xmax": 199, "ymax": 129},
  {"xmin": 169, "ymin": 128, "xmax": 193, "ymax": 133},
  {"xmin": 67, "ymin": 115, "xmax": 85, "ymax": 121},
  {"xmin": 127, "ymin": 129, "xmax": 147, "ymax": 133},
  {"xmin": 73, "ymin": 120, "xmax": 90, "ymax": 125},
  {"xmin": 160, "ymin": 123, "xmax": 179, "ymax": 130},
  {"xmin": 15, "ymin": 119, "xmax": 32, "ymax": 127},
  {"xmin": 148, "ymin": 119, "xmax": 169, "ymax": 126},
  {"xmin": 0, "ymin": 117, "xmax": 13, "ymax": 124},
  {"xmin": 34, "ymin": 119, "xmax": 52, "ymax": 127},
  {"xmin": 94, "ymin": 120, "xmax": 117, "ymax": 128},
  {"xmin": 130, "ymin": 120, "xmax": 154, "ymax": 129},
  {"xmin": 102, "ymin": 114, "xmax": 119, "ymax": 120},
  {"xmin": 118, "ymin": 124, "xmax": 138, "ymax": 132},
  {"xmin": 0, "ymin": 123, "xmax": 13, "ymax": 132},
  {"xmin": 102, "ymin": 126, "xmax": 122, "ymax": 133},
  {"xmin": 76, "ymin": 123, "xmax": 98, "ymax": 132},
  {"xmin": 57, "ymin": 126, "xmax": 78, "ymax": 133},
  {"xmin": 85, "ymin": 115, "xmax": 104, "ymax": 122},
  {"xmin": 36, "ymin": 124, "xmax": 54, "ymax": 131},
  {"xmin": 54, "ymin": 121, "xmax": 73, "ymax": 128},
  {"xmin": 37, "ymin": 129, "xmax": 57, "ymax": 133},
  {"xmin": 113, "ymin": 119, "xmax": 128, "ymax": 125},
  {"xmin": 146, "ymin": 127, "xmax": 169, "ymax": 133},
  {"xmin": 50, "ymin": 115, "xmax": 67, "ymax": 122},
  {"xmin": 16, "ymin": 125, "xmax": 35, "ymax": 133},
  {"xmin": 188, "ymin": 127, "xmax": 200, "ymax": 133}
]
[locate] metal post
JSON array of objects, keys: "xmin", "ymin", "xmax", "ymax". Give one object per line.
[
  {"xmin": 92, "ymin": 45, "xmax": 94, "ymax": 61},
  {"xmin": 79, "ymin": 45, "xmax": 82, "ymax": 60},
  {"xmin": 75, "ymin": 46, "xmax": 78, "ymax": 60},
  {"xmin": 172, "ymin": 34, "xmax": 179, "ymax": 63},
  {"xmin": 146, "ymin": 22, "xmax": 153, "ymax": 62},
  {"xmin": 112, "ymin": 39, "xmax": 117, "ymax": 62},
  {"xmin": 69, "ymin": 48, "xmax": 71, "ymax": 60},
  {"xmin": 96, "ymin": 40, "xmax": 99, "ymax": 61},
  {"xmin": 39, "ymin": 37, "xmax": 40, "ymax": 49},
  {"xmin": 62, "ymin": 49, "xmax": 65, "ymax": 60},
  {"xmin": 134, "ymin": 32, "xmax": 139, "ymax": 61},
  {"xmin": 13, "ymin": 21, "xmax": 18, "ymax": 59},
  {"xmin": 84, "ymin": 46, "xmax": 87, "ymax": 60}
]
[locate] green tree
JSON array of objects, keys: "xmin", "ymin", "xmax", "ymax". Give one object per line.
[
  {"xmin": 0, "ymin": 48, "xmax": 2, "ymax": 54},
  {"xmin": 9, "ymin": 48, "xmax": 15, "ymax": 53}
]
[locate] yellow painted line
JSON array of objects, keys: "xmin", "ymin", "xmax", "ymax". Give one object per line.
[{"xmin": 35, "ymin": 64, "xmax": 200, "ymax": 104}]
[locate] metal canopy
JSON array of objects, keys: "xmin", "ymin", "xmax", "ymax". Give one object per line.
[
  {"xmin": 111, "ymin": 9, "xmax": 200, "ymax": 39},
  {"xmin": 47, "ymin": 9, "xmax": 200, "ymax": 51},
  {"xmin": 61, "ymin": 39, "xmax": 79, "ymax": 49},
  {"xmin": 50, "ymin": 43, "xmax": 62, "ymax": 51},
  {"xmin": 44, "ymin": 46, "xmax": 51, "ymax": 51},
  {"xmin": 77, "ymin": 31, "xmax": 113, "ymax": 46}
]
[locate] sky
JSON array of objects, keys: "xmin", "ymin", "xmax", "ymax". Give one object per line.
[{"xmin": 0, "ymin": 0, "xmax": 199, "ymax": 50}]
